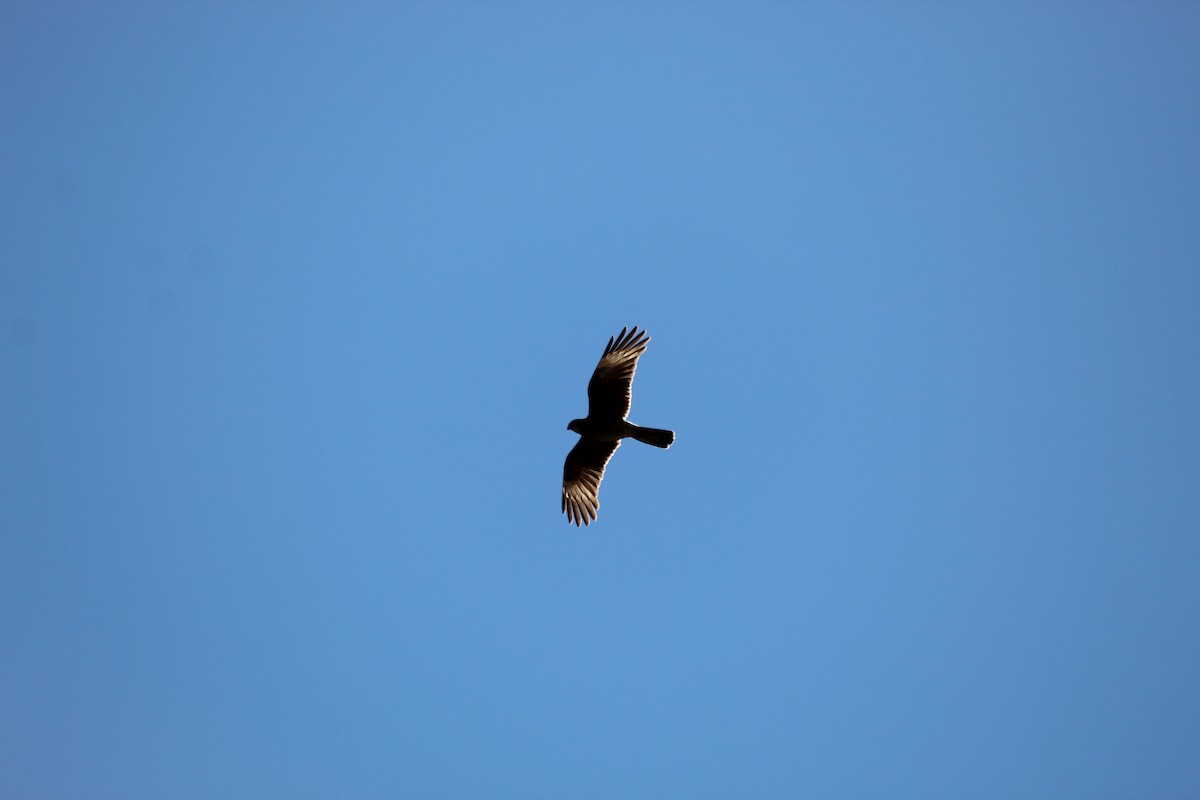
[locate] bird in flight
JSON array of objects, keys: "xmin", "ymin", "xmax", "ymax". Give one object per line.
[{"xmin": 563, "ymin": 326, "xmax": 675, "ymax": 526}]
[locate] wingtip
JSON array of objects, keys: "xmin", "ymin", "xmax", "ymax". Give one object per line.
[{"xmin": 610, "ymin": 325, "xmax": 649, "ymax": 353}]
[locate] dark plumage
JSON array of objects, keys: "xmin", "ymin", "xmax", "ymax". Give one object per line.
[{"xmin": 563, "ymin": 326, "xmax": 675, "ymax": 526}]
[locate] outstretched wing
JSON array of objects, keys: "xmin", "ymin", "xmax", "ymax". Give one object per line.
[
  {"xmin": 587, "ymin": 326, "xmax": 650, "ymax": 422},
  {"xmin": 562, "ymin": 438, "xmax": 621, "ymax": 526}
]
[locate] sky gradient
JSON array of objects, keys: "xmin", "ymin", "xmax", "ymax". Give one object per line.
[{"xmin": 3, "ymin": 2, "xmax": 1199, "ymax": 798}]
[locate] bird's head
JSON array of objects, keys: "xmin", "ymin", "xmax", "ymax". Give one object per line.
[{"xmin": 567, "ymin": 418, "xmax": 585, "ymax": 434}]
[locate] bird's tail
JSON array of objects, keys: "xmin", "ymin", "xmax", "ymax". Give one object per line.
[{"xmin": 630, "ymin": 425, "xmax": 675, "ymax": 449}]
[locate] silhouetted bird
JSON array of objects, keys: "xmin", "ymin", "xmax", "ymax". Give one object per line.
[{"xmin": 563, "ymin": 326, "xmax": 675, "ymax": 526}]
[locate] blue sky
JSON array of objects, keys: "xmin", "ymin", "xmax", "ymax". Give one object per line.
[{"xmin": 3, "ymin": 2, "xmax": 1199, "ymax": 797}]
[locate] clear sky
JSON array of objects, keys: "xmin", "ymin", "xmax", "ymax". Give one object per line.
[{"xmin": 3, "ymin": 2, "xmax": 1199, "ymax": 797}]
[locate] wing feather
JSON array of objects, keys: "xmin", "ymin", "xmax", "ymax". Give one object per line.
[
  {"xmin": 586, "ymin": 325, "xmax": 650, "ymax": 422},
  {"xmin": 562, "ymin": 438, "xmax": 621, "ymax": 526}
]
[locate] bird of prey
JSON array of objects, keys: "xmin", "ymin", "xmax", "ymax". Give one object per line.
[{"xmin": 563, "ymin": 326, "xmax": 675, "ymax": 526}]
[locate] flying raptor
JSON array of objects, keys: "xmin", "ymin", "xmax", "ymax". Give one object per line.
[{"xmin": 562, "ymin": 326, "xmax": 675, "ymax": 526}]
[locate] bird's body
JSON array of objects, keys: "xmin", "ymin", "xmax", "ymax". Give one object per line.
[
  {"xmin": 562, "ymin": 326, "xmax": 674, "ymax": 526},
  {"xmin": 567, "ymin": 418, "xmax": 639, "ymax": 442}
]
